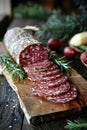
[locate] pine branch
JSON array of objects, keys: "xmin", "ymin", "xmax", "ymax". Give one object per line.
[
  {"xmin": 14, "ymin": 2, "xmax": 51, "ymax": 20},
  {"xmin": 0, "ymin": 54, "xmax": 26, "ymax": 82},
  {"xmin": 65, "ymin": 118, "xmax": 87, "ymax": 130},
  {"xmin": 50, "ymin": 51, "xmax": 72, "ymax": 75},
  {"xmin": 71, "ymin": 0, "xmax": 87, "ymax": 10},
  {"xmin": 36, "ymin": 9, "xmax": 87, "ymax": 42}
]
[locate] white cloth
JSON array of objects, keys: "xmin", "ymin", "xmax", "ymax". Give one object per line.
[{"xmin": 0, "ymin": 0, "xmax": 11, "ymax": 16}]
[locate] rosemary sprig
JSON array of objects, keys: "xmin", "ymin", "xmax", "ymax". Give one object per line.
[
  {"xmin": 50, "ymin": 51, "xmax": 72, "ymax": 75},
  {"xmin": 65, "ymin": 118, "xmax": 87, "ymax": 130},
  {"xmin": 0, "ymin": 54, "xmax": 26, "ymax": 82}
]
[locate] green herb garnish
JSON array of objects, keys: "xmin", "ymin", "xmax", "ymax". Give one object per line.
[
  {"xmin": 0, "ymin": 54, "xmax": 26, "ymax": 82},
  {"xmin": 75, "ymin": 45, "xmax": 87, "ymax": 51},
  {"xmin": 50, "ymin": 51, "xmax": 72, "ymax": 75},
  {"xmin": 65, "ymin": 118, "xmax": 87, "ymax": 130}
]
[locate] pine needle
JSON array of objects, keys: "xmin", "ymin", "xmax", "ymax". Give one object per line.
[
  {"xmin": 36, "ymin": 9, "xmax": 87, "ymax": 42},
  {"xmin": 14, "ymin": 2, "xmax": 51, "ymax": 20},
  {"xmin": 65, "ymin": 118, "xmax": 87, "ymax": 130}
]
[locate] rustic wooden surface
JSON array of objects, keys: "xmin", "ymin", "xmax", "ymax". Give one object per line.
[
  {"xmin": 1, "ymin": 41, "xmax": 87, "ymax": 125},
  {"xmin": 0, "ymin": 75, "xmax": 23, "ymax": 130}
]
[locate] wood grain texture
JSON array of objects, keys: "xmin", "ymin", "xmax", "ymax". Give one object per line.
[{"xmin": 0, "ymin": 42, "xmax": 87, "ymax": 124}]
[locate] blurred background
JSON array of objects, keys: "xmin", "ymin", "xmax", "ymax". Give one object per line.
[
  {"xmin": 0, "ymin": 0, "xmax": 58, "ymax": 38},
  {"xmin": 0, "ymin": 0, "xmax": 56, "ymax": 40},
  {"xmin": 0, "ymin": 0, "xmax": 87, "ymax": 41}
]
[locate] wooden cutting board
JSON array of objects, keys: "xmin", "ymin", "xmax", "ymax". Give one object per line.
[{"xmin": 0, "ymin": 42, "xmax": 87, "ymax": 124}]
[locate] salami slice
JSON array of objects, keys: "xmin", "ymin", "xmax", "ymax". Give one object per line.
[
  {"xmin": 45, "ymin": 85, "xmax": 77, "ymax": 103},
  {"xmin": 23, "ymin": 60, "xmax": 53, "ymax": 73},
  {"xmin": 24, "ymin": 61, "xmax": 60, "ymax": 81},
  {"xmin": 34, "ymin": 72, "xmax": 63, "ymax": 82},
  {"xmin": 34, "ymin": 75, "xmax": 68, "ymax": 88},
  {"xmin": 32, "ymin": 82, "xmax": 70, "ymax": 96}
]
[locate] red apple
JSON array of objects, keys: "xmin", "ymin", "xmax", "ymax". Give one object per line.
[
  {"xmin": 47, "ymin": 38, "xmax": 62, "ymax": 50},
  {"xmin": 80, "ymin": 51, "xmax": 87, "ymax": 64},
  {"xmin": 63, "ymin": 46, "xmax": 76, "ymax": 58}
]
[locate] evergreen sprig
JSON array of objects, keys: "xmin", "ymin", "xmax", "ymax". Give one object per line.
[
  {"xmin": 14, "ymin": 2, "xmax": 51, "ymax": 21},
  {"xmin": 0, "ymin": 54, "xmax": 26, "ymax": 82},
  {"xmin": 71, "ymin": 0, "xmax": 87, "ymax": 10},
  {"xmin": 65, "ymin": 118, "xmax": 87, "ymax": 130},
  {"xmin": 50, "ymin": 51, "xmax": 71, "ymax": 75},
  {"xmin": 36, "ymin": 9, "xmax": 87, "ymax": 42}
]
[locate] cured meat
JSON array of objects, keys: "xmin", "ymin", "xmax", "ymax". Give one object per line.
[
  {"xmin": 32, "ymin": 82, "xmax": 70, "ymax": 96},
  {"xmin": 4, "ymin": 27, "xmax": 77, "ymax": 104},
  {"xmin": 46, "ymin": 85, "xmax": 77, "ymax": 103},
  {"xmin": 24, "ymin": 60, "xmax": 53, "ymax": 73},
  {"xmin": 26, "ymin": 67, "xmax": 61, "ymax": 81},
  {"xmin": 4, "ymin": 27, "xmax": 50, "ymax": 67},
  {"xmin": 24, "ymin": 61, "xmax": 60, "ymax": 81},
  {"xmin": 19, "ymin": 44, "xmax": 50, "ymax": 67},
  {"xmin": 34, "ymin": 75, "xmax": 68, "ymax": 88},
  {"xmin": 33, "ymin": 72, "xmax": 63, "ymax": 82}
]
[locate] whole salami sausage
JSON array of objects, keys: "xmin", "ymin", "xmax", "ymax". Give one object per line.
[
  {"xmin": 4, "ymin": 27, "xmax": 50, "ymax": 67},
  {"xmin": 4, "ymin": 27, "xmax": 77, "ymax": 104}
]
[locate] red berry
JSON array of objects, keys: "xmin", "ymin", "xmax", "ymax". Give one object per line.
[
  {"xmin": 48, "ymin": 38, "xmax": 62, "ymax": 50},
  {"xmin": 80, "ymin": 51, "xmax": 87, "ymax": 64},
  {"xmin": 64, "ymin": 46, "xmax": 76, "ymax": 58}
]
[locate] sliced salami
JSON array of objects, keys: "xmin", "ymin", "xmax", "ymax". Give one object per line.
[
  {"xmin": 23, "ymin": 60, "xmax": 53, "ymax": 73},
  {"xmin": 40, "ymin": 65, "xmax": 58, "ymax": 72},
  {"xmin": 27, "ymin": 67, "xmax": 61, "ymax": 81},
  {"xmin": 4, "ymin": 27, "xmax": 77, "ymax": 104},
  {"xmin": 32, "ymin": 82, "xmax": 70, "ymax": 96},
  {"xmin": 40, "ymin": 69, "xmax": 61, "ymax": 77},
  {"xmin": 45, "ymin": 85, "xmax": 77, "ymax": 103},
  {"xmin": 34, "ymin": 72, "xmax": 63, "ymax": 82},
  {"xmin": 24, "ymin": 61, "xmax": 60, "ymax": 81},
  {"xmin": 34, "ymin": 75, "xmax": 68, "ymax": 88}
]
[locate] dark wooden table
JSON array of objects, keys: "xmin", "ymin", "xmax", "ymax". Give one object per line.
[{"xmin": 0, "ymin": 18, "xmax": 87, "ymax": 130}]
